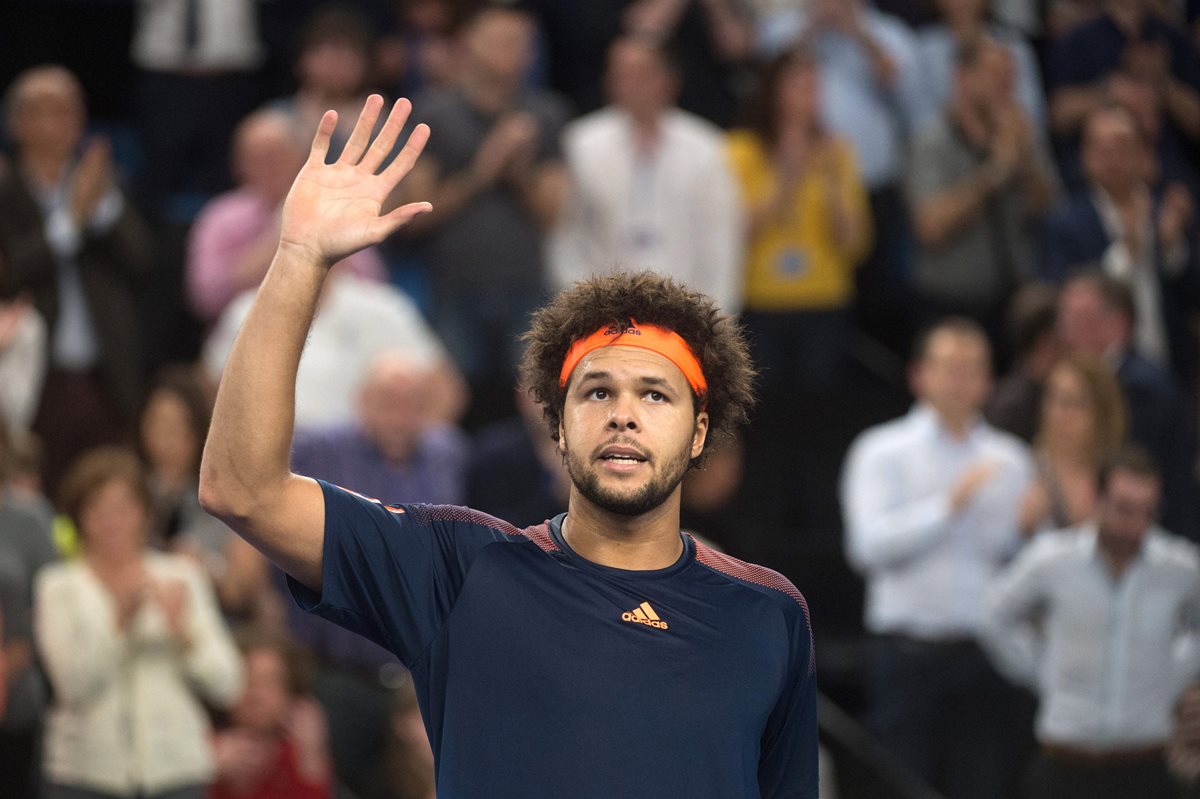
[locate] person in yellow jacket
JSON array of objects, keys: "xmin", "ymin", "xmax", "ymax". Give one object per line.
[{"xmin": 727, "ymin": 45, "xmax": 873, "ymax": 395}]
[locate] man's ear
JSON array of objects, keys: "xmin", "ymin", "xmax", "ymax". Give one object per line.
[{"xmin": 691, "ymin": 411, "xmax": 709, "ymax": 459}]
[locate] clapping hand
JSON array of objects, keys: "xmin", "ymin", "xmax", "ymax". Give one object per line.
[
  {"xmin": 278, "ymin": 95, "xmax": 431, "ymax": 268},
  {"xmin": 70, "ymin": 136, "xmax": 113, "ymax": 225}
]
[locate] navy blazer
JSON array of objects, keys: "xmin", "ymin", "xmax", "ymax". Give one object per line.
[{"xmin": 1038, "ymin": 191, "xmax": 1200, "ymax": 387}]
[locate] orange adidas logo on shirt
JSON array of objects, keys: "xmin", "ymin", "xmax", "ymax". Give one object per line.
[{"xmin": 621, "ymin": 602, "xmax": 669, "ymax": 630}]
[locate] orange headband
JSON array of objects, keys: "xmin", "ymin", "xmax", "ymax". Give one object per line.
[{"xmin": 558, "ymin": 319, "xmax": 708, "ymax": 400}]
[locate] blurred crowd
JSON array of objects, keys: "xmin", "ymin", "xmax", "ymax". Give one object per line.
[{"xmin": 3, "ymin": 0, "xmax": 1200, "ymax": 797}]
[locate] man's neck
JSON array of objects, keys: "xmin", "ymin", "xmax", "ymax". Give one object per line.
[
  {"xmin": 562, "ymin": 490, "xmax": 685, "ymax": 570},
  {"xmin": 1097, "ymin": 534, "xmax": 1141, "ymax": 579},
  {"xmin": 933, "ymin": 407, "xmax": 977, "ymax": 440},
  {"xmin": 625, "ymin": 108, "xmax": 663, "ymax": 154}
]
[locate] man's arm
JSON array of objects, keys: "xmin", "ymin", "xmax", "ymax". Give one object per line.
[
  {"xmin": 198, "ymin": 96, "xmax": 431, "ymax": 592},
  {"xmin": 981, "ymin": 539, "xmax": 1051, "ymax": 688}
]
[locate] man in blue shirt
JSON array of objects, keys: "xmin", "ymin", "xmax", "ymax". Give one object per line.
[{"xmin": 199, "ymin": 94, "xmax": 818, "ymax": 798}]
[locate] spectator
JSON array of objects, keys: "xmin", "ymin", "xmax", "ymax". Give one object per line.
[
  {"xmin": 985, "ymin": 282, "xmax": 1062, "ymax": 442},
  {"xmin": 272, "ymin": 5, "xmax": 381, "ymax": 164},
  {"xmin": 140, "ymin": 366, "xmax": 270, "ymax": 620},
  {"xmin": 550, "ymin": 34, "xmax": 742, "ymax": 314},
  {"xmin": 0, "ymin": 295, "xmax": 46, "ymax": 434},
  {"xmin": 0, "ymin": 65, "xmax": 153, "ymax": 494},
  {"xmin": 532, "ymin": 0, "xmax": 754, "ymax": 126},
  {"xmin": 285, "ymin": 351, "xmax": 465, "ymax": 795},
  {"xmin": 1056, "ymin": 272, "xmax": 1198, "ymax": 537},
  {"xmin": 907, "ymin": 37, "xmax": 1058, "ymax": 342},
  {"xmin": 1039, "ymin": 106, "xmax": 1200, "ymax": 386},
  {"xmin": 211, "ymin": 628, "xmax": 332, "ymax": 799},
  {"xmin": 1047, "ymin": 0, "xmax": 1200, "ymax": 191},
  {"xmin": 467, "ymin": 387, "xmax": 571, "ymax": 528},
  {"xmin": 187, "ymin": 108, "xmax": 386, "ymax": 325},
  {"xmin": 727, "ymin": 46, "xmax": 873, "ymax": 564},
  {"xmin": 758, "ymin": 0, "xmax": 931, "ymax": 352},
  {"xmin": 841, "ymin": 317, "xmax": 1034, "ymax": 799},
  {"xmin": 917, "ymin": 0, "xmax": 1047, "ymax": 129},
  {"xmin": 290, "ymin": 352, "xmax": 469, "ymax": 507},
  {"xmin": 727, "ymin": 45, "xmax": 872, "ymax": 394},
  {"xmin": 984, "ymin": 446, "xmax": 1200, "ymax": 799},
  {"xmin": 203, "ymin": 272, "xmax": 454, "ymax": 430},
  {"xmin": 0, "ymin": 416, "xmax": 58, "ymax": 799},
  {"xmin": 1019, "ymin": 356, "xmax": 1128, "ymax": 534},
  {"xmin": 35, "ymin": 447, "xmax": 242, "ymax": 798},
  {"xmin": 131, "ymin": 0, "xmax": 265, "ymax": 220},
  {"xmin": 401, "ymin": 2, "xmax": 570, "ymax": 416}
]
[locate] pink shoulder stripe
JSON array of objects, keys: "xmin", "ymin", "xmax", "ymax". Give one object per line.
[
  {"xmin": 422, "ymin": 505, "xmax": 559, "ymax": 553},
  {"xmin": 691, "ymin": 537, "xmax": 815, "ymax": 673}
]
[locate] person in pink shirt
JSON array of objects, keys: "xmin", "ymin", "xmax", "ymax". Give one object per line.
[{"xmin": 186, "ymin": 108, "xmax": 385, "ymax": 324}]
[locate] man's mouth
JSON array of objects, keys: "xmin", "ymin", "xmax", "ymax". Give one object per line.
[{"xmin": 597, "ymin": 445, "xmax": 649, "ymax": 465}]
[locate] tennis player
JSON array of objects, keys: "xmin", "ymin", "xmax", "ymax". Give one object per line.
[{"xmin": 199, "ymin": 95, "xmax": 817, "ymax": 798}]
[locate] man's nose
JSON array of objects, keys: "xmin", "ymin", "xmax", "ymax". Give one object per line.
[{"xmin": 607, "ymin": 394, "xmax": 640, "ymax": 431}]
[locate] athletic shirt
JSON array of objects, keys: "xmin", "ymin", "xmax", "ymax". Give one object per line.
[{"xmin": 288, "ymin": 481, "xmax": 818, "ymax": 799}]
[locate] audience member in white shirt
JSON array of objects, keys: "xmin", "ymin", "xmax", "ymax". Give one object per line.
[
  {"xmin": 550, "ymin": 34, "xmax": 742, "ymax": 314},
  {"xmin": 984, "ymin": 446, "xmax": 1200, "ymax": 799},
  {"xmin": 841, "ymin": 316, "xmax": 1034, "ymax": 799}
]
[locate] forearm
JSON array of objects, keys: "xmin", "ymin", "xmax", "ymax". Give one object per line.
[
  {"xmin": 699, "ymin": 0, "xmax": 753, "ymax": 61},
  {"xmin": 914, "ymin": 169, "xmax": 993, "ymax": 246},
  {"xmin": 517, "ymin": 165, "xmax": 568, "ymax": 230},
  {"xmin": 1049, "ymin": 84, "xmax": 1107, "ymax": 135},
  {"xmin": 1163, "ymin": 79, "xmax": 1200, "ymax": 139},
  {"xmin": 200, "ymin": 245, "xmax": 325, "ymax": 519},
  {"xmin": 403, "ymin": 170, "xmax": 484, "ymax": 235},
  {"xmin": 1019, "ymin": 158, "xmax": 1058, "ymax": 216}
]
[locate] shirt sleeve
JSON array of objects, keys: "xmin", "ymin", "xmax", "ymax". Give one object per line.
[
  {"xmin": 757, "ymin": 602, "xmax": 819, "ymax": 799},
  {"xmin": 840, "ymin": 432, "xmax": 955, "ymax": 573},
  {"xmin": 982, "ymin": 537, "xmax": 1052, "ymax": 689},
  {"xmin": 34, "ymin": 566, "xmax": 126, "ymax": 706},
  {"xmin": 287, "ymin": 481, "xmax": 514, "ymax": 667}
]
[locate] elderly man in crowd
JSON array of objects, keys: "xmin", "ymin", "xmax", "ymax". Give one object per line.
[{"xmin": 0, "ymin": 65, "xmax": 153, "ymax": 493}]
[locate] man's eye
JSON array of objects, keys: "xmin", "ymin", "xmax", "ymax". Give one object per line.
[
  {"xmin": 589, "ymin": 388, "xmax": 609, "ymax": 400},
  {"xmin": 647, "ymin": 391, "xmax": 665, "ymax": 402}
]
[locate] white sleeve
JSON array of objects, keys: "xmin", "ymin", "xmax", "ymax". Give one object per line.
[
  {"xmin": 177, "ymin": 562, "xmax": 243, "ymax": 709},
  {"xmin": 982, "ymin": 541, "xmax": 1050, "ymax": 688},
  {"xmin": 841, "ymin": 435, "xmax": 954, "ymax": 573},
  {"xmin": 694, "ymin": 145, "xmax": 744, "ymax": 316},
  {"xmin": 0, "ymin": 307, "xmax": 47, "ymax": 431},
  {"xmin": 34, "ymin": 567, "xmax": 127, "ymax": 706}
]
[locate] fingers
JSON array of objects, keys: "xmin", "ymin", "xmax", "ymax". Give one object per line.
[
  {"xmin": 308, "ymin": 110, "xmax": 339, "ymax": 166},
  {"xmin": 338, "ymin": 94, "xmax": 386, "ymax": 166},
  {"xmin": 359, "ymin": 97, "xmax": 415, "ymax": 175},
  {"xmin": 369, "ymin": 200, "xmax": 433, "ymax": 242},
  {"xmin": 379, "ymin": 122, "xmax": 431, "ymax": 187}
]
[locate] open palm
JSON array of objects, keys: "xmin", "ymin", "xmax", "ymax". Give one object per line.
[{"xmin": 280, "ymin": 95, "xmax": 431, "ymax": 266}]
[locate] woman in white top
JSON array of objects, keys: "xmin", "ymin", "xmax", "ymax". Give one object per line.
[{"xmin": 35, "ymin": 447, "xmax": 243, "ymax": 799}]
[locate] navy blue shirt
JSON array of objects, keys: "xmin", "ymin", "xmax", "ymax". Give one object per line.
[{"xmin": 289, "ymin": 481, "xmax": 818, "ymax": 798}]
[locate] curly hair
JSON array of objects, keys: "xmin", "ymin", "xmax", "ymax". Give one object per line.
[{"xmin": 519, "ymin": 271, "xmax": 755, "ymax": 466}]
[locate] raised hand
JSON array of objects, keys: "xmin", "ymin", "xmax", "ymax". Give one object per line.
[
  {"xmin": 279, "ymin": 95, "xmax": 432, "ymax": 267},
  {"xmin": 70, "ymin": 136, "xmax": 113, "ymax": 225}
]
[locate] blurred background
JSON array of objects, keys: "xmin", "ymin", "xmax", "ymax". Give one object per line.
[{"xmin": 1, "ymin": 0, "xmax": 1200, "ymax": 797}]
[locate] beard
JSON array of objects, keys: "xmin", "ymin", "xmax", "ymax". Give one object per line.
[{"xmin": 563, "ymin": 437, "xmax": 693, "ymax": 517}]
